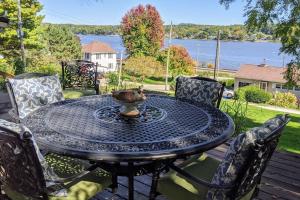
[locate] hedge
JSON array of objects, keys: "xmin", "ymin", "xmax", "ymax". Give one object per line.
[{"xmin": 235, "ymin": 85, "xmax": 272, "ymax": 103}]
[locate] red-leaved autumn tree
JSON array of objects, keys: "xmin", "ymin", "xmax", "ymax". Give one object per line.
[
  {"xmin": 121, "ymin": 4, "xmax": 164, "ymax": 57},
  {"xmin": 158, "ymin": 45, "xmax": 196, "ymax": 78}
]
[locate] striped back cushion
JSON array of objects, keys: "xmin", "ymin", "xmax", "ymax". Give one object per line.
[{"xmin": 176, "ymin": 76, "xmax": 223, "ymax": 106}]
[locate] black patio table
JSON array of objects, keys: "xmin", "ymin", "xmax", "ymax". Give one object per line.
[{"xmin": 22, "ymin": 94, "xmax": 234, "ymax": 200}]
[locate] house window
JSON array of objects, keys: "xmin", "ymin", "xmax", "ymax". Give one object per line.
[
  {"xmin": 108, "ymin": 63, "xmax": 113, "ymax": 69},
  {"xmin": 260, "ymin": 82, "xmax": 267, "ymax": 91},
  {"xmin": 275, "ymin": 84, "xmax": 282, "ymax": 89},
  {"xmin": 294, "ymin": 86, "xmax": 300, "ymax": 91},
  {"xmin": 84, "ymin": 53, "xmax": 90, "ymax": 60},
  {"xmin": 108, "ymin": 54, "xmax": 113, "ymax": 59},
  {"xmin": 103, "ymin": 54, "xmax": 107, "ymax": 58},
  {"xmin": 238, "ymin": 82, "xmax": 250, "ymax": 88},
  {"xmin": 96, "ymin": 53, "xmax": 101, "ymax": 59}
]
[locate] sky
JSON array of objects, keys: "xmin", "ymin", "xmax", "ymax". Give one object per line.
[{"xmin": 39, "ymin": 0, "xmax": 246, "ymax": 25}]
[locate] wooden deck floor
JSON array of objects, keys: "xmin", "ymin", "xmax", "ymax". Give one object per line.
[
  {"xmin": 0, "ymin": 92, "xmax": 299, "ymax": 200},
  {"xmin": 91, "ymin": 145, "xmax": 300, "ymax": 200}
]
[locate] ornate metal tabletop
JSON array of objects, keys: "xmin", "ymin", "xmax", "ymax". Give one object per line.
[{"xmin": 22, "ymin": 95, "xmax": 234, "ymax": 161}]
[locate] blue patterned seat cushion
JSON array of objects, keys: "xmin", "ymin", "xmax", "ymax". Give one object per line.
[
  {"xmin": 8, "ymin": 75, "xmax": 64, "ymax": 119},
  {"xmin": 176, "ymin": 76, "xmax": 223, "ymax": 106},
  {"xmin": 206, "ymin": 115, "xmax": 288, "ymax": 199},
  {"xmin": 0, "ymin": 119, "xmax": 67, "ymax": 197}
]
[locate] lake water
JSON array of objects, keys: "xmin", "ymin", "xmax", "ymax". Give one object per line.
[{"xmin": 79, "ymin": 34, "xmax": 293, "ymax": 70}]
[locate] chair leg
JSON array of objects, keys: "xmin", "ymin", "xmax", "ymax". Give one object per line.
[
  {"xmin": 0, "ymin": 184, "xmax": 12, "ymax": 200},
  {"xmin": 111, "ymin": 173, "xmax": 118, "ymax": 193},
  {"xmin": 252, "ymin": 179, "xmax": 262, "ymax": 198}
]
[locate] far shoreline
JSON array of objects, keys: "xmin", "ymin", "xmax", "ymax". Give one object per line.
[{"xmin": 77, "ymin": 33, "xmax": 281, "ymax": 44}]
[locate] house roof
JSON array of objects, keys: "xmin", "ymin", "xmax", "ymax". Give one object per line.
[
  {"xmin": 82, "ymin": 41, "xmax": 116, "ymax": 53},
  {"xmin": 235, "ymin": 64, "xmax": 287, "ymax": 83}
]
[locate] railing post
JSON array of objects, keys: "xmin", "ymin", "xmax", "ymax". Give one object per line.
[
  {"xmin": 61, "ymin": 61, "xmax": 65, "ymax": 90},
  {"xmin": 95, "ymin": 63, "xmax": 100, "ymax": 95}
]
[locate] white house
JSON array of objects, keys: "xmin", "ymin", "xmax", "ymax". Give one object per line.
[{"xmin": 82, "ymin": 41, "xmax": 117, "ymax": 73}]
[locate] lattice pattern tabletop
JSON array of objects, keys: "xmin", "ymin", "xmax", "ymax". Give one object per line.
[{"xmin": 22, "ymin": 95, "xmax": 234, "ymax": 161}]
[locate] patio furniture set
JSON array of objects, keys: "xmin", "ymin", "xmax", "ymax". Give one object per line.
[{"xmin": 0, "ymin": 63, "xmax": 290, "ymax": 200}]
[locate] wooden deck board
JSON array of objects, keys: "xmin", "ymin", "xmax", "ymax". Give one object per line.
[{"xmin": 0, "ymin": 93, "xmax": 299, "ymax": 200}]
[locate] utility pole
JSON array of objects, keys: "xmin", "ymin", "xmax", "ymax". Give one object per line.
[
  {"xmin": 117, "ymin": 52, "xmax": 123, "ymax": 90},
  {"xmin": 17, "ymin": 0, "xmax": 26, "ymax": 69},
  {"xmin": 165, "ymin": 21, "xmax": 173, "ymax": 91},
  {"xmin": 213, "ymin": 30, "xmax": 220, "ymax": 80}
]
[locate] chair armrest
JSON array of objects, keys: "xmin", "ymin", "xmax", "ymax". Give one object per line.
[
  {"xmin": 168, "ymin": 164, "xmax": 235, "ymax": 190},
  {"xmin": 46, "ymin": 163, "xmax": 99, "ymax": 189},
  {"xmin": 224, "ymin": 141, "xmax": 231, "ymax": 147},
  {"xmin": 62, "ymin": 164, "xmax": 99, "ymax": 187}
]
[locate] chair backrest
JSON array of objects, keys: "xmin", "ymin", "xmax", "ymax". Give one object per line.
[
  {"xmin": 175, "ymin": 76, "xmax": 225, "ymax": 108},
  {"xmin": 207, "ymin": 114, "xmax": 289, "ymax": 199},
  {"xmin": 0, "ymin": 120, "xmax": 47, "ymax": 199},
  {"xmin": 6, "ymin": 73, "xmax": 64, "ymax": 119},
  {"xmin": 61, "ymin": 60, "xmax": 99, "ymax": 94},
  {"xmin": 233, "ymin": 115, "xmax": 289, "ymax": 198}
]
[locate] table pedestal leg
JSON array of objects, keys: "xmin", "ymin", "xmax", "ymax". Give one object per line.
[
  {"xmin": 149, "ymin": 168, "xmax": 160, "ymax": 200},
  {"xmin": 128, "ymin": 162, "xmax": 134, "ymax": 200}
]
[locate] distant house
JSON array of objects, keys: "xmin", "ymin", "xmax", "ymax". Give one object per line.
[
  {"xmin": 234, "ymin": 64, "xmax": 300, "ymax": 97},
  {"xmin": 82, "ymin": 41, "xmax": 117, "ymax": 73}
]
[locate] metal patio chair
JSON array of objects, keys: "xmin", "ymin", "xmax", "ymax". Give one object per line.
[
  {"xmin": 157, "ymin": 114, "xmax": 290, "ymax": 200},
  {"xmin": 6, "ymin": 73, "xmax": 64, "ymax": 122},
  {"xmin": 61, "ymin": 60, "xmax": 100, "ymax": 95},
  {"xmin": 0, "ymin": 119, "xmax": 111, "ymax": 200},
  {"xmin": 175, "ymin": 76, "xmax": 225, "ymax": 108}
]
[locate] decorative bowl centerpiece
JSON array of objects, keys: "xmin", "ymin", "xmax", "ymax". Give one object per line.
[{"xmin": 112, "ymin": 87, "xmax": 146, "ymax": 117}]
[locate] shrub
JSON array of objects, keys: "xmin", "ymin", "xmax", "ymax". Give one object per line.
[
  {"xmin": 224, "ymin": 79, "xmax": 234, "ymax": 89},
  {"xmin": 234, "ymin": 85, "xmax": 252, "ymax": 100},
  {"xmin": 26, "ymin": 64, "xmax": 61, "ymax": 75},
  {"xmin": 221, "ymin": 99, "xmax": 248, "ymax": 136},
  {"xmin": 169, "ymin": 79, "xmax": 176, "ymax": 91},
  {"xmin": 244, "ymin": 88, "xmax": 272, "ymax": 103},
  {"xmin": 235, "ymin": 85, "xmax": 272, "ymax": 103},
  {"xmin": 0, "ymin": 78, "xmax": 5, "ymax": 91},
  {"xmin": 0, "ymin": 59, "xmax": 14, "ymax": 75},
  {"xmin": 268, "ymin": 92, "xmax": 297, "ymax": 108},
  {"xmin": 124, "ymin": 56, "xmax": 164, "ymax": 81},
  {"xmin": 106, "ymin": 72, "xmax": 119, "ymax": 87}
]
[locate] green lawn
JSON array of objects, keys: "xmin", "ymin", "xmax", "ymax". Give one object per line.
[
  {"xmin": 63, "ymin": 89, "xmax": 96, "ymax": 99},
  {"xmin": 123, "ymin": 74, "xmax": 172, "ymax": 85},
  {"xmin": 221, "ymin": 100, "xmax": 300, "ymax": 154},
  {"xmin": 63, "ymin": 89, "xmax": 300, "ymax": 154}
]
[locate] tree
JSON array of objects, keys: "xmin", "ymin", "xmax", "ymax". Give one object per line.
[
  {"xmin": 43, "ymin": 24, "xmax": 82, "ymax": 61},
  {"xmin": 220, "ymin": 0, "xmax": 300, "ymax": 84},
  {"xmin": 220, "ymin": 29, "xmax": 231, "ymax": 40},
  {"xmin": 158, "ymin": 45, "xmax": 196, "ymax": 78},
  {"xmin": 124, "ymin": 56, "xmax": 164, "ymax": 82},
  {"xmin": 120, "ymin": 4, "xmax": 164, "ymax": 57},
  {"xmin": 0, "ymin": 0, "xmax": 44, "ymax": 72}
]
